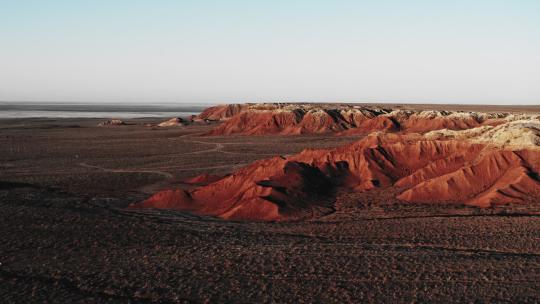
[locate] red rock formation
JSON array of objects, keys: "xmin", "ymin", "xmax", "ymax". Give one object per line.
[
  {"xmin": 196, "ymin": 104, "xmax": 248, "ymax": 121},
  {"xmin": 207, "ymin": 108, "xmax": 398, "ymax": 136},
  {"xmin": 201, "ymin": 104, "xmax": 491, "ymax": 136},
  {"xmin": 181, "ymin": 173, "xmax": 223, "ymax": 185},
  {"xmin": 130, "ymin": 129, "xmax": 540, "ymax": 221},
  {"xmin": 399, "ymin": 113, "xmax": 482, "ymax": 133},
  {"xmin": 207, "ymin": 111, "xmax": 303, "ymax": 135},
  {"xmin": 397, "ymin": 149, "xmax": 540, "ymax": 207}
]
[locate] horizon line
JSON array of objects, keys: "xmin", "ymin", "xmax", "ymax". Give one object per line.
[{"xmin": 1, "ymin": 100, "xmax": 540, "ymax": 107}]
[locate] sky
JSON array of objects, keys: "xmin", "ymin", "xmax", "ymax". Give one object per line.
[{"xmin": 1, "ymin": 0, "xmax": 539, "ymax": 104}]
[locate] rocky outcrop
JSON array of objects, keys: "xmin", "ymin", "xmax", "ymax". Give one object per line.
[
  {"xmin": 200, "ymin": 103, "xmax": 515, "ymax": 136},
  {"xmin": 196, "ymin": 104, "xmax": 249, "ymax": 121},
  {"xmin": 131, "ymin": 120, "xmax": 540, "ymax": 221},
  {"xmin": 181, "ymin": 173, "xmax": 223, "ymax": 185},
  {"xmin": 396, "ymin": 149, "xmax": 540, "ymax": 207},
  {"xmin": 425, "ymin": 119, "xmax": 540, "ymax": 149},
  {"xmin": 157, "ymin": 117, "xmax": 187, "ymax": 127}
]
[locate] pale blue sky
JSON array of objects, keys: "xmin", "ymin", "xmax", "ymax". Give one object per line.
[{"xmin": 1, "ymin": 0, "xmax": 539, "ymax": 104}]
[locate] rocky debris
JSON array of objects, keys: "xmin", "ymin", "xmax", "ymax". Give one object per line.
[
  {"xmin": 97, "ymin": 119, "xmax": 126, "ymax": 126},
  {"xmin": 425, "ymin": 119, "xmax": 540, "ymax": 150},
  {"xmin": 504, "ymin": 113, "xmax": 540, "ymax": 122},
  {"xmin": 476, "ymin": 120, "xmax": 540, "ymax": 148},
  {"xmin": 157, "ymin": 117, "xmax": 187, "ymax": 127}
]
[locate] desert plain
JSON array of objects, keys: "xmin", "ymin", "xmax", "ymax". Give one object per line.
[{"xmin": 1, "ymin": 103, "xmax": 540, "ymax": 303}]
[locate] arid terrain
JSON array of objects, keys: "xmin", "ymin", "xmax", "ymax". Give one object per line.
[{"xmin": 1, "ymin": 103, "xmax": 540, "ymax": 303}]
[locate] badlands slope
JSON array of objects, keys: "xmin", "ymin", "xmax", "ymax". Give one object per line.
[
  {"xmin": 131, "ymin": 116, "xmax": 540, "ymax": 221},
  {"xmin": 199, "ymin": 103, "xmax": 517, "ymax": 135}
]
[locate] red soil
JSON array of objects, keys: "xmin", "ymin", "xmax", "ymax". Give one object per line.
[{"xmin": 131, "ymin": 133, "xmax": 540, "ymax": 221}]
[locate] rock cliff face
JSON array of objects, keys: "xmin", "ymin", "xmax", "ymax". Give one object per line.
[
  {"xmin": 131, "ymin": 120, "xmax": 540, "ymax": 221},
  {"xmin": 199, "ymin": 103, "xmax": 518, "ymax": 136}
]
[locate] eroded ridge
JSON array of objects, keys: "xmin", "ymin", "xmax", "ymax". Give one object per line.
[
  {"xmin": 131, "ymin": 120, "xmax": 540, "ymax": 221},
  {"xmin": 197, "ymin": 103, "xmax": 539, "ymax": 136}
]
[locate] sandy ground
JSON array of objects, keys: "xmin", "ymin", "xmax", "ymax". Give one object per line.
[{"xmin": 0, "ymin": 117, "xmax": 539, "ymax": 303}]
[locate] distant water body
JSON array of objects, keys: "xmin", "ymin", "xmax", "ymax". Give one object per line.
[{"xmin": 0, "ymin": 102, "xmax": 209, "ymax": 119}]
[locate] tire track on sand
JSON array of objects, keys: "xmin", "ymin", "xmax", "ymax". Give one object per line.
[
  {"xmin": 174, "ymin": 138, "xmax": 279, "ymax": 157},
  {"xmin": 78, "ymin": 163, "xmax": 173, "ymax": 179}
]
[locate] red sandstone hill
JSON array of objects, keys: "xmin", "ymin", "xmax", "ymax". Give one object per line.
[
  {"xmin": 130, "ymin": 121, "xmax": 540, "ymax": 221},
  {"xmin": 196, "ymin": 104, "xmax": 248, "ymax": 121},
  {"xmin": 199, "ymin": 103, "xmax": 513, "ymax": 136}
]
